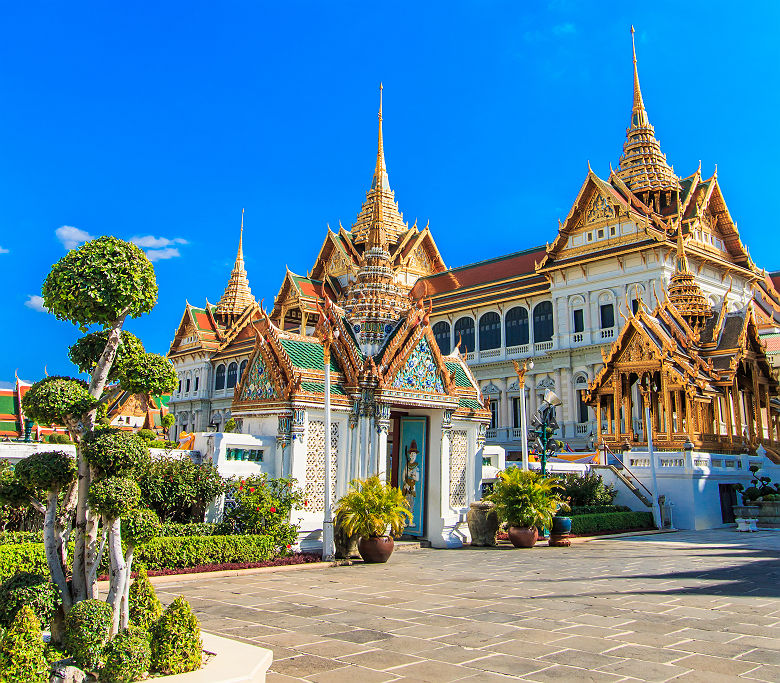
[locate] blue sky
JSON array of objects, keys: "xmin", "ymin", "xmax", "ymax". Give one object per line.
[{"xmin": 1, "ymin": 1, "xmax": 778, "ymax": 384}]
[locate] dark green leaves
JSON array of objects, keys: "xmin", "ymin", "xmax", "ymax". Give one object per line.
[
  {"xmin": 14, "ymin": 451, "xmax": 76, "ymax": 491},
  {"xmin": 88, "ymin": 477, "xmax": 141, "ymax": 520},
  {"xmin": 21, "ymin": 377, "xmax": 96, "ymax": 425},
  {"xmin": 120, "ymin": 353, "xmax": 178, "ymax": 396},
  {"xmin": 82, "ymin": 428, "xmax": 150, "ymax": 478},
  {"xmin": 42, "ymin": 236, "xmax": 157, "ymax": 330},
  {"xmin": 69, "ymin": 331, "xmax": 145, "ymax": 381}
]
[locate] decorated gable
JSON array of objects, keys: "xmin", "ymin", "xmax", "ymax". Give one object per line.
[
  {"xmin": 392, "ymin": 337, "xmax": 445, "ymax": 393},
  {"xmin": 240, "ymin": 354, "xmax": 278, "ymax": 401}
]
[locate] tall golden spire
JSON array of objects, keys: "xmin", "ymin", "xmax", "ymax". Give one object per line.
[
  {"xmin": 667, "ymin": 225, "xmax": 711, "ymax": 327},
  {"xmin": 616, "ymin": 26, "xmax": 679, "ymax": 196},
  {"xmin": 372, "ymin": 83, "xmax": 389, "ymax": 191},
  {"xmin": 676, "ymin": 218, "xmax": 689, "ymax": 274},
  {"xmin": 215, "ymin": 208, "xmax": 256, "ymax": 323}
]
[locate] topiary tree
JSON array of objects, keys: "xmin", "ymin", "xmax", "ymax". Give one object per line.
[
  {"xmin": 119, "ymin": 509, "xmax": 160, "ymax": 631},
  {"xmin": 102, "ymin": 624, "xmax": 151, "ymax": 682},
  {"xmin": 64, "ymin": 598, "xmax": 113, "ymax": 672},
  {"xmin": 0, "ymin": 605, "xmax": 49, "ymax": 683},
  {"xmin": 0, "ymin": 572, "xmax": 61, "ymax": 629},
  {"xmin": 151, "ymin": 597, "xmax": 201, "ymax": 675},
  {"xmin": 128, "ymin": 566, "xmax": 162, "ymax": 632},
  {"xmin": 6, "ymin": 237, "xmax": 177, "ymax": 640},
  {"xmin": 160, "ymin": 413, "xmax": 174, "ymax": 439}
]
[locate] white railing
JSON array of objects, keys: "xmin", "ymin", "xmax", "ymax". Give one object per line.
[
  {"xmin": 600, "ymin": 327, "xmax": 615, "ymax": 340},
  {"xmin": 659, "ymin": 457, "xmax": 684, "ymax": 467},
  {"xmin": 486, "ymin": 428, "xmax": 497, "ymax": 439},
  {"xmin": 572, "ymin": 332, "xmax": 584, "ymax": 344},
  {"xmin": 534, "ymin": 340, "xmax": 553, "ymax": 352},
  {"xmin": 575, "ymin": 422, "xmax": 590, "ymax": 435},
  {"xmin": 480, "ymin": 348, "xmax": 501, "ymax": 360},
  {"xmin": 511, "ymin": 428, "xmax": 524, "ymax": 440},
  {"xmin": 506, "ymin": 344, "xmax": 530, "ymax": 357},
  {"xmin": 465, "ymin": 352, "xmax": 475, "ymax": 361}
]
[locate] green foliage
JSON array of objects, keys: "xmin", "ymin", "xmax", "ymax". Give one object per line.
[
  {"xmin": 555, "ymin": 472, "xmax": 617, "ymax": 507},
  {"xmin": 762, "ymin": 493, "xmax": 780, "ymax": 501},
  {"xmin": 134, "ymin": 534, "xmax": 275, "ymax": 570},
  {"xmin": 128, "ymin": 567, "xmax": 163, "ymax": 632},
  {"xmin": 158, "ymin": 522, "xmax": 218, "ymax": 537},
  {"xmin": 88, "ymin": 476, "xmax": 141, "ymax": 520},
  {"xmin": 569, "ymin": 511, "xmax": 655, "ymax": 535},
  {"xmin": 161, "ymin": 413, "xmax": 175, "ymax": 430},
  {"xmin": 47, "ymin": 433, "xmax": 72, "ymax": 444},
  {"xmin": 218, "ymin": 474, "xmax": 303, "ymax": 548},
  {"xmin": 735, "ymin": 466, "xmax": 780, "ymax": 502},
  {"xmin": 223, "ymin": 418, "xmax": 237, "ymax": 433},
  {"xmin": 334, "ymin": 476, "xmax": 411, "ymax": 538},
  {"xmin": 42, "ymin": 236, "xmax": 157, "ymax": 330},
  {"xmin": 121, "ymin": 508, "xmax": 160, "ymax": 547},
  {"xmin": 488, "ymin": 468, "xmax": 566, "ymax": 529},
  {"xmin": 0, "ymin": 530, "xmax": 44, "ymax": 545},
  {"xmin": 102, "ymin": 624, "xmax": 151, "ymax": 682},
  {"xmin": 0, "ymin": 543, "xmax": 47, "ymax": 582},
  {"xmin": 64, "ymin": 598, "xmax": 113, "ymax": 671},
  {"xmin": 14, "ymin": 450, "xmax": 76, "ymax": 492},
  {"xmin": 136, "ymin": 429, "xmax": 156, "ymax": 442},
  {"xmin": 566, "ymin": 505, "xmax": 631, "ymax": 516},
  {"xmin": 0, "ymin": 460, "xmax": 41, "ymax": 530},
  {"xmin": 120, "ymin": 353, "xmax": 178, "ymax": 396},
  {"xmin": 0, "ymin": 605, "xmax": 49, "ymax": 683},
  {"xmin": 0, "ymin": 572, "xmax": 61, "ymax": 628},
  {"xmin": 151, "ymin": 597, "xmax": 202, "ymax": 675},
  {"xmin": 82, "ymin": 427, "xmax": 150, "ymax": 477},
  {"xmin": 137, "ymin": 456, "xmax": 225, "ymax": 523},
  {"xmin": 21, "ymin": 376, "xmax": 97, "ymax": 424},
  {"xmin": 68, "ymin": 330, "xmax": 146, "ymax": 381}
]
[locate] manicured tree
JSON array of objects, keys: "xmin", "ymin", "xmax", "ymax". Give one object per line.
[
  {"xmin": 151, "ymin": 597, "xmax": 202, "ymax": 675},
  {"xmin": 0, "ymin": 605, "xmax": 49, "ymax": 683},
  {"xmin": 128, "ymin": 566, "xmax": 163, "ymax": 632},
  {"xmin": 13, "ymin": 236, "xmax": 177, "ymax": 619},
  {"xmin": 160, "ymin": 413, "xmax": 174, "ymax": 439},
  {"xmin": 119, "ymin": 509, "xmax": 160, "ymax": 630}
]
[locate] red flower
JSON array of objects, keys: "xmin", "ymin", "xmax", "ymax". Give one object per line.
[
  {"xmin": 256, "ymin": 505, "xmax": 261, "ymax": 511},
  {"xmin": 249, "ymin": 487, "xmax": 255, "ymax": 493},
  {"xmin": 286, "ymin": 544, "xmax": 292, "ymax": 550},
  {"xmin": 270, "ymin": 507, "xmax": 276, "ymax": 513}
]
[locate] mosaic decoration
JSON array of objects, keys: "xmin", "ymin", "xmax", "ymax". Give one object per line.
[
  {"xmin": 305, "ymin": 420, "xmax": 339, "ymax": 513},
  {"xmin": 392, "ymin": 337, "xmax": 445, "ymax": 393},
  {"xmin": 449, "ymin": 430, "xmax": 468, "ymax": 508},
  {"xmin": 240, "ymin": 355, "xmax": 277, "ymax": 400}
]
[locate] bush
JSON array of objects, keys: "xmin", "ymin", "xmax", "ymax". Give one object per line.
[
  {"xmin": 0, "ymin": 605, "xmax": 49, "ymax": 683},
  {"xmin": 0, "ymin": 542, "xmax": 47, "ymax": 582},
  {"xmin": 102, "ymin": 624, "xmax": 151, "ymax": 682},
  {"xmin": 88, "ymin": 476, "xmax": 141, "ymax": 520},
  {"xmin": 158, "ymin": 522, "xmax": 218, "ymax": 537},
  {"xmin": 151, "ymin": 596, "xmax": 202, "ymax": 675},
  {"xmin": 82, "ymin": 428, "xmax": 150, "ymax": 477},
  {"xmin": 21, "ymin": 376, "xmax": 97, "ymax": 425},
  {"xmin": 148, "ymin": 439, "xmax": 169, "ymax": 448},
  {"xmin": 570, "ymin": 511, "xmax": 655, "ymax": 535},
  {"xmin": 555, "ymin": 472, "xmax": 617, "ymax": 507},
  {"xmin": 565, "ymin": 505, "xmax": 631, "ymax": 516},
  {"xmin": 136, "ymin": 429, "xmax": 156, "ymax": 442},
  {"xmin": 0, "ymin": 572, "xmax": 61, "ymax": 628},
  {"xmin": 128, "ymin": 567, "xmax": 163, "ymax": 631},
  {"xmin": 0, "ymin": 530, "xmax": 44, "ymax": 545},
  {"xmin": 135, "ymin": 534, "xmax": 276, "ymax": 570},
  {"xmin": 121, "ymin": 508, "xmax": 160, "ymax": 547},
  {"xmin": 64, "ymin": 598, "xmax": 113, "ymax": 671},
  {"xmin": 14, "ymin": 450, "xmax": 76, "ymax": 492}
]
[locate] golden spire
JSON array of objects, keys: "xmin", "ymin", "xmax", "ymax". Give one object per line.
[
  {"xmin": 215, "ymin": 209, "xmax": 256, "ymax": 322},
  {"xmin": 372, "ymin": 83, "xmax": 389, "ymax": 191},
  {"xmin": 676, "ymin": 224, "xmax": 689, "ymax": 274},
  {"xmin": 616, "ymin": 26, "xmax": 679, "ymax": 196}
]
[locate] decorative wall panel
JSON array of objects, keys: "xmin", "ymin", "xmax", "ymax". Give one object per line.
[
  {"xmin": 449, "ymin": 429, "xmax": 468, "ymax": 508},
  {"xmin": 305, "ymin": 420, "xmax": 339, "ymax": 512}
]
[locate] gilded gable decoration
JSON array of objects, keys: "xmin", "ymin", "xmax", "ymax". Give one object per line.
[
  {"xmin": 240, "ymin": 353, "xmax": 278, "ymax": 401},
  {"xmin": 586, "ymin": 193, "xmax": 615, "ymax": 224},
  {"xmin": 391, "ymin": 337, "xmax": 446, "ymax": 393}
]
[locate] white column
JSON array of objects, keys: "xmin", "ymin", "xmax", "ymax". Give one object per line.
[{"xmin": 322, "ymin": 349, "xmax": 334, "ymax": 561}]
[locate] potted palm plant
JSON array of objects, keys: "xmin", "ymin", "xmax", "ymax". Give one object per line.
[
  {"xmin": 334, "ymin": 476, "xmax": 412, "ymax": 563},
  {"xmin": 487, "ymin": 468, "xmax": 565, "ymax": 548}
]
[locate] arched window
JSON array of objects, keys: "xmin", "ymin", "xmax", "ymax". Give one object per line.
[
  {"xmin": 432, "ymin": 321, "xmax": 451, "ymax": 355},
  {"xmin": 505, "ymin": 307, "xmax": 529, "ymax": 346},
  {"xmin": 226, "ymin": 362, "xmax": 238, "ymax": 389},
  {"xmin": 533, "ymin": 301, "xmax": 553, "ymax": 342},
  {"xmin": 454, "ymin": 317, "xmax": 475, "ymax": 354},
  {"xmin": 215, "ymin": 364, "xmax": 226, "ymax": 391},
  {"xmin": 479, "ymin": 312, "xmax": 501, "ymax": 350},
  {"xmin": 239, "ymin": 360, "xmax": 248, "ymax": 383}
]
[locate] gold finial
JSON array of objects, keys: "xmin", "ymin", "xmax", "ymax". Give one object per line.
[
  {"xmin": 372, "ymin": 83, "xmax": 388, "ymax": 191},
  {"xmin": 631, "ymin": 25, "xmax": 647, "ymax": 125},
  {"xmin": 676, "ymin": 225, "xmax": 689, "ymax": 274}
]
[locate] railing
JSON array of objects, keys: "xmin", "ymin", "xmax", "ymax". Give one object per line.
[
  {"xmin": 600, "ymin": 327, "xmax": 615, "ymax": 340},
  {"xmin": 485, "ymin": 428, "xmax": 497, "ymax": 439},
  {"xmin": 511, "ymin": 427, "xmax": 524, "ymax": 440},
  {"xmin": 506, "ymin": 344, "xmax": 530, "ymax": 357},
  {"xmin": 575, "ymin": 422, "xmax": 590, "ymax": 435},
  {"xmin": 534, "ymin": 340, "xmax": 553, "ymax": 352},
  {"xmin": 572, "ymin": 332, "xmax": 584, "ymax": 344},
  {"xmin": 602, "ymin": 443, "xmax": 655, "ymax": 502},
  {"xmin": 480, "ymin": 348, "xmax": 501, "ymax": 360},
  {"xmin": 465, "ymin": 351, "xmax": 475, "ymax": 361}
]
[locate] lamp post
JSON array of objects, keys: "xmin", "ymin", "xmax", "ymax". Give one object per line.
[
  {"xmin": 513, "ymin": 360, "xmax": 534, "ymax": 471},
  {"xmin": 639, "ymin": 375, "xmax": 662, "ymax": 529},
  {"xmin": 322, "ymin": 326, "xmax": 337, "ymax": 562}
]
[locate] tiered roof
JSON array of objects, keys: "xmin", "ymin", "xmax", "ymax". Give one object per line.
[{"xmin": 215, "ymin": 211, "xmax": 256, "ymax": 324}]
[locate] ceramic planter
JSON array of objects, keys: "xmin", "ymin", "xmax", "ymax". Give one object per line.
[
  {"xmin": 507, "ymin": 526, "xmax": 538, "ymax": 548},
  {"xmin": 549, "ymin": 516, "xmax": 572, "ymax": 547},
  {"xmin": 467, "ymin": 501, "xmax": 499, "ymax": 546},
  {"xmin": 358, "ymin": 536, "xmax": 395, "ymax": 563},
  {"xmin": 758, "ymin": 500, "xmax": 780, "ymax": 527}
]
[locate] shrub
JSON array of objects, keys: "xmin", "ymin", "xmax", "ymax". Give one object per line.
[
  {"xmin": 0, "ymin": 605, "xmax": 49, "ymax": 683},
  {"xmin": 121, "ymin": 508, "xmax": 160, "ymax": 547},
  {"xmin": 0, "ymin": 572, "xmax": 61, "ymax": 628},
  {"xmin": 570, "ymin": 511, "xmax": 655, "ymax": 535},
  {"xmin": 151, "ymin": 597, "xmax": 202, "ymax": 675},
  {"xmin": 102, "ymin": 624, "xmax": 151, "ymax": 682},
  {"xmin": 565, "ymin": 505, "xmax": 631, "ymax": 516},
  {"xmin": 88, "ymin": 476, "xmax": 141, "ymax": 520},
  {"xmin": 135, "ymin": 534, "xmax": 276, "ymax": 570},
  {"xmin": 0, "ymin": 530, "xmax": 44, "ymax": 545},
  {"xmin": 136, "ymin": 429, "xmax": 156, "ymax": 442},
  {"xmin": 334, "ymin": 476, "xmax": 411, "ymax": 538},
  {"xmin": 64, "ymin": 598, "xmax": 113, "ymax": 671},
  {"xmin": 555, "ymin": 472, "xmax": 617, "ymax": 507},
  {"xmin": 21, "ymin": 376, "xmax": 97, "ymax": 425},
  {"xmin": 487, "ymin": 469, "xmax": 565, "ymax": 529},
  {"xmin": 218, "ymin": 474, "xmax": 303, "ymax": 547},
  {"xmin": 82, "ymin": 428, "xmax": 150, "ymax": 477},
  {"xmin": 158, "ymin": 522, "xmax": 218, "ymax": 537},
  {"xmin": 128, "ymin": 567, "xmax": 163, "ymax": 631},
  {"xmin": 148, "ymin": 439, "xmax": 169, "ymax": 448},
  {"xmin": 0, "ymin": 542, "xmax": 47, "ymax": 582},
  {"xmin": 14, "ymin": 450, "xmax": 76, "ymax": 492}
]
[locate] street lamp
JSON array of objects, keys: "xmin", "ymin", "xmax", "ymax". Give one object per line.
[
  {"xmin": 639, "ymin": 374, "xmax": 662, "ymax": 529},
  {"xmin": 512, "ymin": 360, "xmax": 534, "ymax": 471},
  {"xmin": 532, "ymin": 389, "xmax": 563, "ymax": 476},
  {"xmin": 321, "ymin": 323, "xmax": 338, "ymax": 562}
]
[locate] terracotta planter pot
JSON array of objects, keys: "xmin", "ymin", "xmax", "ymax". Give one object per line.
[
  {"xmin": 467, "ymin": 502, "xmax": 499, "ymax": 546},
  {"xmin": 507, "ymin": 526, "xmax": 538, "ymax": 548},
  {"xmin": 358, "ymin": 536, "xmax": 395, "ymax": 563}
]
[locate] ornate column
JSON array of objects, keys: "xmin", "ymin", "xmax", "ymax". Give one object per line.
[
  {"xmin": 374, "ymin": 403, "xmax": 391, "ymax": 484},
  {"xmin": 614, "ymin": 372, "xmax": 622, "ymax": 439},
  {"xmin": 276, "ymin": 413, "xmax": 292, "ymax": 479},
  {"xmin": 732, "ymin": 381, "xmax": 743, "ymax": 441},
  {"xmin": 440, "ymin": 409, "xmax": 453, "ymax": 516},
  {"xmin": 752, "ymin": 363, "xmax": 763, "ymax": 440}
]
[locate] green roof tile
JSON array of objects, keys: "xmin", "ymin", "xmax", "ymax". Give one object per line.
[
  {"xmin": 279, "ymin": 338, "xmax": 340, "ymax": 372},
  {"xmin": 299, "ymin": 381, "xmax": 346, "ymax": 396},
  {"xmin": 0, "ymin": 395, "xmax": 16, "ymax": 416},
  {"xmin": 459, "ymin": 398, "xmax": 483, "ymax": 411},
  {"xmin": 446, "ymin": 362, "xmax": 472, "ymax": 388}
]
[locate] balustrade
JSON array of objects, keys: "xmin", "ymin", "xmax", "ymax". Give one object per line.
[
  {"xmin": 534, "ymin": 340, "xmax": 553, "ymax": 352},
  {"xmin": 600, "ymin": 327, "xmax": 615, "ymax": 340}
]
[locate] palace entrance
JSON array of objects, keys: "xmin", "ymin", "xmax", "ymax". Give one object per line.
[{"xmin": 388, "ymin": 413, "xmax": 428, "ymax": 537}]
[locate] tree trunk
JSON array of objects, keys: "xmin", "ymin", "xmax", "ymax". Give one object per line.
[
  {"xmin": 71, "ymin": 453, "xmax": 90, "ymax": 603},
  {"xmin": 106, "ymin": 518, "xmax": 126, "ymax": 637},
  {"xmin": 43, "ymin": 488, "xmax": 72, "ymax": 611},
  {"xmin": 120, "ymin": 545, "xmax": 135, "ymax": 631}
]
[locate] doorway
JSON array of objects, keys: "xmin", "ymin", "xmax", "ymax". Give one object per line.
[
  {"xmin": 397, "ymin": 416, "xmax": 428, "ymax": 537},
  {"xmin": 719, "ymin": 483, "xmax": 738, "ymax": 524}
]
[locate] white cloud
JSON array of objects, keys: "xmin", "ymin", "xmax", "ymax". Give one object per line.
[
  {"xmin": 0, "ymin": 246, "xmax": 8, "ymax": 254},
  {"xmin": 131, "ymin": 235, "xmax": 188, "ymax": 248},
  {"xmin": 56, "ymin": 225, "xmax": 93, "ymax": 250},
  {"xmin": 25, "ymin": 295, "xmax": 48, "ymax": 312},
  {"xmin": 552, "ymin": 23, "xmax": 576, "ymax": 36},
  {"xmin": 145, "ymin": 247, "xmax": 181, "ymax": 262}
]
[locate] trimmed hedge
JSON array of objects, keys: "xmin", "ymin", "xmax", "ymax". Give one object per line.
[
  {"xmin": 134, "ymin": 535, "xmax": 276, "ymax": 571},
  {"xmin": 567, "ymin": 505, "xmax": 631, "ymax": 516},
  {"xmin": 0, "ymin": 543, "xmax": 47, "ymax": 582},
  {"xmin": 158, "ymin": 522, "xmax": 218, "ymax": 537},
  {"xmin": 0, "ymin": 531, "xmax": 44, "ymax": 546},
  {"xmin": 570, "ymin": 511, "xmax": 655, "ymax": 535}
]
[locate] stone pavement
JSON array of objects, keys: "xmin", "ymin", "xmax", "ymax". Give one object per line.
[{"xmin": 155, "ymin": 529, "xmax": 780, "ymax": 682}]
